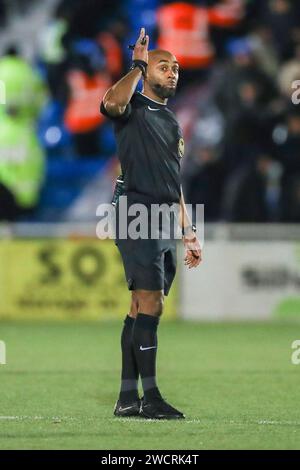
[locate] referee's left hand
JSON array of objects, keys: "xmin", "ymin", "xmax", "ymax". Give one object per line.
[{"xmin": 183, "ymin": 236, "xmax": 202, "ymax": 268}]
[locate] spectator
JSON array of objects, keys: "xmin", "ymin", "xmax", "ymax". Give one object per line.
[
  {"xmin": 214, "ymin": 38, "xmax": 279, "ymax": 173},
  {"xmin": 248, "ymin": 23, "xmax": 279, "ymax": 79},
  {"xmin": 0, "ymin": 106, "xmax": 45, "ymax": 221},
  {"xmin": 277, "ymin": 107, "xmax": 300, "ymax": 175},
  {"xmin": 281, "ymin": 176, "xmax": 300, "ymax": 222},
  {"xmin": 0, "ymin": 46, "xmax": 46, "ymax": 220},
  {"xmin": 214, "ymin": 37, "xmax": 277, "ymax": 116},
  {"xmin": 96, "ymin": 20, "xmax": 126, "ymax": 81},
  {"xmin": 1, "ymin": 0, "xmax": 299, "ymax": 223},
  {"xmin": 0, "ymin": 46, "xmax": 47, "ymax": 123},
  {"xmin": 184, "ymin": 145, "xmax": 225, "ymax": 221},
  {"xmin": 278, "ymin": 44, "xmax": 300, "ymax": 100},
  {"xmin": 258, "ymin": 0, "xmax": 300, "ymax": 61},
  {"xmin": 60, "ymin": 0, "xmax": 123, "ymax": 42},
  {"xmin": 63, "ymin": 39, "xmax": 112, "ymax": 157},
  {"xmin": 156, "ymin": 0, "xmax": 245, "ymax": 88},
  {"xmin": 223, "ymin": 153, "xmax": 282, "ymax": 222},
  {"xmin": 38, "ymin": 2, "xmax": 70, "ymax": 100},
  {"xmin": 277, "ymin": 108, "xmax": 300, "ymax": 222}
]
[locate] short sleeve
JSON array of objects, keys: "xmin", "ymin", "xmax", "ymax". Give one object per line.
[{"xmin": 100, "ymin": 101, "xmax": 132, "ymax": 123}]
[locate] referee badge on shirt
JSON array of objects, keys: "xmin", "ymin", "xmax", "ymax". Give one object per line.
[{"xmin": 178, "ymin": 137, "xmax": 184, "ymax": 158}]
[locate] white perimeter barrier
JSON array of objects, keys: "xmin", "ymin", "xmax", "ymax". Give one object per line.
[
  {"xmin": 180, "ymin": 225, "xmax": 300, "ymax": 321},
  {"xmin": 1, "ymin": 223, "xmax": 300, "ymax": 321}
]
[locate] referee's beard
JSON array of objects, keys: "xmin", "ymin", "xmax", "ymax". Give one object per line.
[{"xmin": 151, "ymin": 82, "xmax": 177, "ymax": 99}]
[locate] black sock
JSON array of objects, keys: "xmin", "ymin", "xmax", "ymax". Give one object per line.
[
  {"xmin": 119, "ymin": 315, "xmax": 139, "ymax": 404},
  {"xmin": 132, "ymin": 313, "xmax": 162, "ymax": 402}
]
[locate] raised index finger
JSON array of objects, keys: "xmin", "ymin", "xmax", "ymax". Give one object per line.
[{"xmin": 138, "ymin": 27, "xmax": 145, "ymax": 42}]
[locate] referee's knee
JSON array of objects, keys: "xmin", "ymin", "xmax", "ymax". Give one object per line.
[
  {"xmin": 129, "ymin": 292, "xmax": 139, "ymax": 318},
  {"xmin": 155, "ymin": 293, "xmax": 164, "ymax": 317},
  {"xmin": 135, "ymin": 290, "xmax": 164, "ymax": 317}
]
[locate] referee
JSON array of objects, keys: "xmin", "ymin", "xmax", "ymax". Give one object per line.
[{"xmin": 100, "ymin": 28, "xmax": 202, "ymax": 420}]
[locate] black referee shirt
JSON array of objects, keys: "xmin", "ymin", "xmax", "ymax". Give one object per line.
[{"xmin": 100, "ymin": 92, "xmax": 184, "ymax": 204}]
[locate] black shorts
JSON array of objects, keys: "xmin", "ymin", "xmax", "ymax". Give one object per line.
[
  {"xmin": 115, "ymin": 236, "xmax": 177, "ymax": 296},
  {"xmin": 114, "ymin": 194, "xmax": 178, "ymax": 295}
]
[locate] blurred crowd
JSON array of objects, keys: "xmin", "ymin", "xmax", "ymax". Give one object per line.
[{"xmin": 0, "ymin": 0, "xmax": 300, "ymax": 222}]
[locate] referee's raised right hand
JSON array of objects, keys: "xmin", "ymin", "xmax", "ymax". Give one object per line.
[{"xmin": 133, "ymin": 27, "xmax": 149, "ymax": 63}]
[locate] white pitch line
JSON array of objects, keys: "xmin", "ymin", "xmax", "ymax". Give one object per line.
[
  {"xmin": 0, "ymin": 416, "xmax": 202, "ymax": 424},
  {"xmin": 1, "ymin": 416, "xmax": 300, "ymax": 426},
  {"xmin": 110, "ymin": 418, "xmax": 206, "ymax": 424},
  {"xmin": 0, "ymin": 416, "xmax": 22, "ymax": 420},
  {"xmin": 0, "ymin": 416, "xmax": 70, "ymax": 421},
  {"xmin": 112, "ymin": 418, "xmax": 300, "ymax": 426}
]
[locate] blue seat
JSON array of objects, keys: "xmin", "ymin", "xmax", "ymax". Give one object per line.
[
  {"xmin": 37, "ymin": 100, "xmax": 72, "ymax": 154},
  {"xmin": 36, "ymin": 158, "xmax": 108, "ymax": 220}
]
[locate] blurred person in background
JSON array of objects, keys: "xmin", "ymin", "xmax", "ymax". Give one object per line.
[
  {"xmin": 0, "ymin": 105, "xmax": 45, "ymax": 221},
  {"xmin": 214, "ymin": 38, "xmax": 279, "ymax": 174},
  {"xmin": 183, "ymin": 145, "xmax": 225, "ymax": 221},
  {"xmin": 60, "ymin": 0, "xmax": 123, "ymax": 42},
  {"xmin": 38, "ymin": 0, "xmax": 126, "ymax": 158},
  {"xmin": 38, "ymin": 2, "xmax": 70, "ymax": 100},
  {"xmin": 156, "ymin": 0, "xmax": 245, "ymax": 88},
  {"xmin": 1, "ymin": 0, "xmax": 298, "ymax": 224},
  {"xmin": 257, "ymin": 0, "xmax": 300, "ymax": 62},
  {"xmin": 214, "ymin": 37, "xmax": 277, "ymax": 119},
  {"xmin": 0, "ymin": 44, "xmax": 46, "ymax": 221},
  {"xmin": 277, "ymin": 107, "xmax": 300, "ymax": 175},
  {"xmin": 222, "ymin": 152, "xmax": 283, "ymax": 222},
  {"xmin": 96, "ymin": 19, "xmax": 127, "ymax": 81},
  {"xmin": 182, "ymin": 98, "xmax": 225, "ymax": 220},
  {"xmin": 247, "ymin": 23, "xmax": 280, "ymax": 79},
  {"xmin": 278, "ymin": 43, "xmax": 300, "ymax": 101},
  {"xmin": 281, "ymin": 178, "xmax": 300, "ymax": 222},
  {"xmin": 0, "ymin": 46, "xmax": 47, "ymax": 123},
  {"xmin": 63, "ymin": 39, "xmax": 112, "ymax": 157},
  {"xmin": 277, "ymin": 107, "xmax": 300, "ymax": 222}
]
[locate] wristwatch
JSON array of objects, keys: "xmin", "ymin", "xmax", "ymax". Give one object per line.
[
  {"xmin": 130, "ymin": 60, "xmax": 148, "ymax": 77},
  {"xmin": 182, "ymin": 224, "xmax": 197, "ymax": 238}
]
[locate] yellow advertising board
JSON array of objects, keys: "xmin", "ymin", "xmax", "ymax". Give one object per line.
[{"xmin": 0, "ymin": 239, "xmax": 177, "ymax": 320}]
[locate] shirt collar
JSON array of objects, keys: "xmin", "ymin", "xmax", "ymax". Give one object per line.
[{"xmin": 137, "ymin": 92, "xmax": 167, "ymax": 109}]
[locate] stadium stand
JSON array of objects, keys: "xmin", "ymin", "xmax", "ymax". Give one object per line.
[{"xmin": 0, "ymin": 0, "xmax": 300, "ymax": 223}]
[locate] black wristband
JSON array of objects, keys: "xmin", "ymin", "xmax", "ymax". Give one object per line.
[{"xmin": 130, "ymin": 59, "xmax": 148, "ymax": 77}]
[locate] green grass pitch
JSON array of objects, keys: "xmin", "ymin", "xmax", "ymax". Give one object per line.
[{"xmin": 0, "ymin": 320, "xmax": 300, "ymax": 450}]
